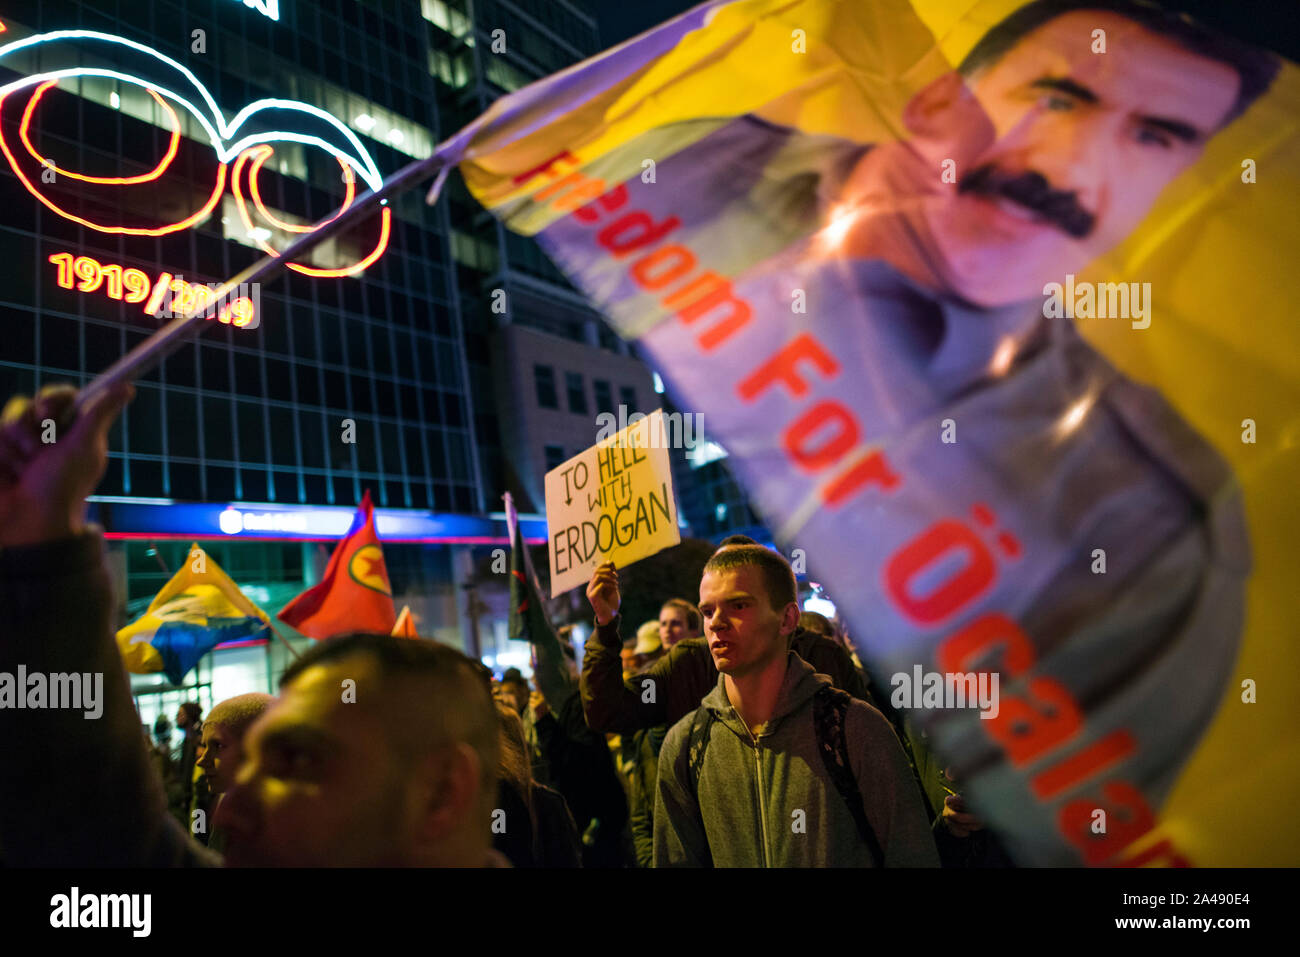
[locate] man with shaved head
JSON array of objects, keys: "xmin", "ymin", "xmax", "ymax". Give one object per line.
[
  {"xmin": 193, "ymin": 692, "xmax": 272, "ymax": 853},
  {"xmin": 197, "ymin": 693, "xmax": 274, "ymax": 799},
  {"xmin": 215, "ymin": 633, "xmax": 502, "ymax": 867}
]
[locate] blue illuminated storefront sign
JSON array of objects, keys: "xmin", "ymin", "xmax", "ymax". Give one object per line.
[{"xmin": 87, "ymin": 498, "xmax": 548, "ymax": 544}]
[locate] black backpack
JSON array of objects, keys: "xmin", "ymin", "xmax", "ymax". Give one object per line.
[{"xmin": 685, "ymin": 684, "xmax": 885, "ymax": 867}]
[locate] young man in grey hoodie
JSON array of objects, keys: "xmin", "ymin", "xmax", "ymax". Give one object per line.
[{"xmin": 652, "ymin": 545, "xmax": 938, "ymax": 867}]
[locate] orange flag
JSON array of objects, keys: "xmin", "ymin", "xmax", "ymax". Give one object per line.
[
  {"xmin": 278, "ymin": 490, "xmax": 396, "ymax": 639},
  {"xmin": 391, "ymin": 605, "xmax": 419, "ymax": 639}
]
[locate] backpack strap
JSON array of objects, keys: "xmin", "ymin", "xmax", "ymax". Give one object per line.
[
  {"xmin": 683, "ymin": 706, "xmax": 716, "ymax": 866},
  {"xmin": 685, "ymin": 706, "xmax": 715, "ymax": 803},
  {"xmin": 648, "ymin": 723, "xmax": 669, "ymax": 759},
  {"xmin": 813, "ymin": 685, "xmax": 885, "ymax": 867}
]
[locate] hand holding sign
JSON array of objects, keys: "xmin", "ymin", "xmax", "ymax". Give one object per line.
[
  {"xmin": 586, "ymin": 561, "xmax": 621, "ymax": 626},
  {"xmin": 546, "ymin": 409, "xmax": 681, "ymax": 596}
]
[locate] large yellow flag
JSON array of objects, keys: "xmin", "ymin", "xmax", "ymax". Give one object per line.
[
  {"xmin": 117, "ymin": 544, "xmax": 271, "ymax": 684},
  {"xmin": 436, "ymin": 0, "xmax": 1300, "ymax": 865}
]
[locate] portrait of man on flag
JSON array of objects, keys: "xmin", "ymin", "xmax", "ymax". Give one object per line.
[
  {"xmin": 453, "ymin": 0, "xmax": 1296, "ymax": 864},
  {"xmin": 560, "ymin": 0, "xmax": 1270, "ymax": 805}
]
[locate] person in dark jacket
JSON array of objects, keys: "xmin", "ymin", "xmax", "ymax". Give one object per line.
[
  {"xmin": 173, "ymin": 702, "xmax": 203, "ymax": 823},
  {"xmin": 627, "ymin": 723, "xmax": 669, "ymax": 867},
  {"xmin": 530, "ymin": 662, "xmax": 631, "ymax": 868},
  {"xmin": 494, "ymin": 703, "xmax": 581, "ymax": 867},
  {"xmin": 523, "ymin": 610, "xmax": 632, "ymax": 867}
]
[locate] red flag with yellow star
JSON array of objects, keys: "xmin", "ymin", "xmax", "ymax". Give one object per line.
[{"xmin": 277, "ymin": 490, "xmax": 396, "ymax": 639}]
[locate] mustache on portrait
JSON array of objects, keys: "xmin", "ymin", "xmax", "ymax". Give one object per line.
[{"xmin": 957, "ymin": 164, "xmax": 1095, "ymax": 239}]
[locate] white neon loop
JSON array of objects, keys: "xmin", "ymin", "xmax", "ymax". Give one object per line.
[
  {"xmin": 1, "ymin": 68, "xmax": 226, "ymax": 155},
  {"xmin": 0, "ymin": 31, "xmax": 226, "ymax": 130},
  {"xmin": 0, "ymin": 30, "xmax": 384, "ymax": 190},
  {"xmin": 241, "ymin": 0, "xmax": 281, "ymax": 22}
]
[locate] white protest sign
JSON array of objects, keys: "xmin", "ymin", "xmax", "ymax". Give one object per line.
[{"xmin": 545, "ymin": 408, "xmax": 681, "ymax": 596}]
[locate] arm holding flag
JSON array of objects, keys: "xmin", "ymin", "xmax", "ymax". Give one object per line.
[
  {"xmin": 0, "ymin": 384, "xmax": 218, "ymax": 866},
  {"xmin": 529, "ymin": 615, "xmax": 573, "ymax": 710}
]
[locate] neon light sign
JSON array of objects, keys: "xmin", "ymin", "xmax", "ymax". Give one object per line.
[
  {"xmin": 0, "ymin": 31, "xmax": 389, "ymax": 277},
  {"xmin": 47, "ymin": 252, "xmax": 258, "ymax": 328},
  {"xmin": 237, "ymin": 0, "xmax": 281, "ymax": 22}
]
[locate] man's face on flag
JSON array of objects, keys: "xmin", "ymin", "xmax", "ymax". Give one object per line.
[{"xmin": 859, "ymin": 10, "xmax": 1240, "ymax": 307}]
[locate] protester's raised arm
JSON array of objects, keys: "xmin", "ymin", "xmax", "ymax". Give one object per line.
[
  {"xmin": 529, "ymin": 614, "xmax": 575, "ymax": 708},
  {"xmin": 0, "ymin": 384, "xmax": 130, "ymax": 546},
  {"xmin": 581, "ymin": 562, "xmax": 659, "ymax": 732},
  {"xmin": 0, "ymin": 384, "xmax": 217, "ymax": 866},
  {"xmin": 580, "ymin": 611, "xmax": 639, "ymax": 732}
]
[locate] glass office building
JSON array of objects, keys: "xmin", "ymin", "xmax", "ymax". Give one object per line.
[{"xmin": 1, "ymin": 0, "xmax": 476, "ymax": 512}]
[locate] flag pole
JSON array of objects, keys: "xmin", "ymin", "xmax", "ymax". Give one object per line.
[
  {"xmin": 265, "ymin": 620, "xmax": 302, "ymax": 662},
  {"xmin": 76, "ymin": 152, "xmax": 454, "ymax": 411}
]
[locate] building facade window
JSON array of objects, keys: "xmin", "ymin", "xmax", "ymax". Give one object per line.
[
  {"xmin": 544, "ymin": 445, "xmax": 566, "ymax": 471},
  {"xmin": 534, "ymin": 364, "xmax": 558, "ymax": 408},
  {"xmin": 593, "ymin": 379, "xmax": 613, "ymax": 415},
  {"xmin": 566, "ymin": 371, "xmax": 587, "ymax": 414},
  {"xmin": 619, "ymin": 386, "xmax": 637, "ymax": 412}
]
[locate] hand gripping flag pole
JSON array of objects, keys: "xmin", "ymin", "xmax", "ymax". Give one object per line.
[{"xmin": 75, "ymin": 151, "xmax": 454, "ymax": 411}]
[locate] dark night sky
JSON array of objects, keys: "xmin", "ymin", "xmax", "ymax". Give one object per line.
[
  {"xmin": 593, "ymin": 0, "xmax": 704, "ymax": 51},
  {"xmin": 592, "ymin": 0, "xmax": 1300, "ymax": 63}
]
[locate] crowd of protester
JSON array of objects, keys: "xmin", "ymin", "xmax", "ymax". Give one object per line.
[{"xmin": 0, "ymin": 383, "xmax": 1010, "ymax": 867}]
